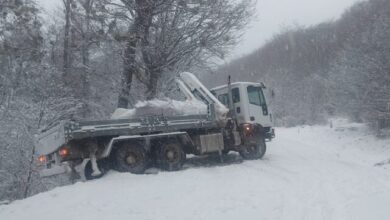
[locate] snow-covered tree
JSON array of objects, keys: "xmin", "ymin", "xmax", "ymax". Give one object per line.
[
  {"xmin": 208, "ymin": 0, "xmax": 390, "ymax": 127},
  {"xmin": 0, "ymin": 0, "xmax": 81, "ymax": 201},
  {"xmin": 99, "ymin": 0, "xmax": 255, "ymax": 107}
]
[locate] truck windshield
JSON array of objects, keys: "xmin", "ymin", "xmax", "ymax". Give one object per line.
[{"xmin": 247, "ymin": 86, "xmax": 266, "ymax": 106}]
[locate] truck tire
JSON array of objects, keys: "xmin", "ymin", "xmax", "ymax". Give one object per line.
[
  {"xmin": 239, "ymin": 137, "xmax": 266, "ymax": 160},
  {"xmin": 115, "ymin": 143, "xmax": 148, "ymax": 174},
  {"xmin": 158, "ymin": 142, "xmax": 186, "ymax": 171}
]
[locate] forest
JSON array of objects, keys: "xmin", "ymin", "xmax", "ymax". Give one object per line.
[
  {"xmin": 207, "ymin": 0, "xmax": 390, "ymax": 128},
  {"xmin": 0, "ymin": 0, "xmax": 256, "ymax": 201},
  {"xmin": 0, "ymin": 0, "xmax": 389, "ymax": 202}
]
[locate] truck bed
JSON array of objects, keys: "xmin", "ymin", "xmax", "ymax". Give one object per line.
[
  {"xmin": 36, "ymin": 113, "xmax": 220, "ymax": 155},
  {"xmin": 72, "ymin": 114, "xmax": 218, "ymax": 138}
]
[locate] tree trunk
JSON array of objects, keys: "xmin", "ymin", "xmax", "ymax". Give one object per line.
[
  {"xmin": 146, "ymin": 70, "xmax": 160, "ymax": 100},
  {"xmin": 117, "ymin": 24, "xmax": 138, "ymax": 108},
  {"xmin": 117, "ymin": 0, "xmax": 153, "ymax": 108},
  {"xmin": 80, "ymin": 0, "xmax": 92, "ymax": 117},
  {"xmin": 63, "ymin": 0, "xmax": 72, "ymax": 84},
  {"xmin": 23, "ymin": 101, "xmax": 45, "ymax": 198},
  {"xmin": 138, "ymin": 1, "xmax": 155, "ymax": 100}
]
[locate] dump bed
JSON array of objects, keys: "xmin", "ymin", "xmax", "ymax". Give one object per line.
[
  {"xmin": 36, "ymin": 113, "xmax": 219, "ymax": 156},
  {"xmin": 36, "ymin": 72, "xmax": 229, "ymax": 156}
]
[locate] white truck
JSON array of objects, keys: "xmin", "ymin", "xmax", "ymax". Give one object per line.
[{"xmin": 36, "ymin": 72, "xmax": 275, "ymax": 180}]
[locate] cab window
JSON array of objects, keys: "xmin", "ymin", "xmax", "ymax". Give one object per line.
[
  {"xmin": 247, "ymin": 86, "xmax": 266, "ymax": 106},
  {"xmin": 218, "ymin": 94, "xmax": 229, "ymax": 106},
  {"xmin": 232, "ymin": 88, "xmax": 240, "ymax": 103},
  {"xmin": 217, "ymin": 88, "xmax": 240, "ymax": 107}
]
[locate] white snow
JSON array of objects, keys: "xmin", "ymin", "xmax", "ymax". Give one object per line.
[
  {"xmin": 112, "ymin": 72, "xmax": 229, "ymax": 123},
  {"xmin": 111, "ymin": 99, "xmax": 208, "ymax": 119},
  {"xmin": 1, "ymin": 119, "xmax": 390, "ymax": 220}
]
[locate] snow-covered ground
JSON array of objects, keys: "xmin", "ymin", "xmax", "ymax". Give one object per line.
[{"xmin": 1, "ymin": 119, "xmax": 390, "ymax": 220}]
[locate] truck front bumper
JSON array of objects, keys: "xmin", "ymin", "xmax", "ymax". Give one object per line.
[
  {"xmin": 40, "ymin": 159, "xmax": 91, "ymax": 181},
  {"xmin": 265, "ymin": 128, "xmax": 275, "ymax": 141},
  {"xmin": 40, "ymin": 164, "xmax": 72, "ymax": 177}
]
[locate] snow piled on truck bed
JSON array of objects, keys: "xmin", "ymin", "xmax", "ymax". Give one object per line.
[
  {"xmin": 1, "ymin": 119, "xmax": 390, "ymax": 220},
  {"xmin": 111, "ymin": 99, "xmax": 208, "ymax": 119}
]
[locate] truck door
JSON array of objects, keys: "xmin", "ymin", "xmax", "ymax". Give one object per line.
[{"xmin": 246, "ymin": 86, "xmax": 270, "ymax": 126}]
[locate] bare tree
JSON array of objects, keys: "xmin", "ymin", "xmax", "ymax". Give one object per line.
[
  {"xmin": 61, "ymin": 0, "xmax": 113, "ymax": 116},
  {"xmin": 103, "ymin": 0, "xmax": 255, "ymax": 108},
  {"xmin": 63, "ymin": 0, "xmax": 73, "ymax": 83},
  {"xmin": 141, "ymin": 1, "xmax": 255, "ymax": 99},
  {"xmin": 116, "ymin": 0, "xmax": 155, "ymax": 108},
  {"xmin": 0, "ymin": 0, "xmax": 81, "ymax": 201}
]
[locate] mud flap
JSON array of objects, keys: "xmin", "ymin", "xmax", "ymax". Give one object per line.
[
  {"xmin": 74, "ymin": 159, "xmax": 90, "ymax": 181},
  {"xmin": 90, "ymin": 152, "xmax": 102, "ymax": 177}
]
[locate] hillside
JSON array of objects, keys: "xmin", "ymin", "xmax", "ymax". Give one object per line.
[{"xmin": 203, "ymin": 0, "xmax": 390, "ymax": 127}]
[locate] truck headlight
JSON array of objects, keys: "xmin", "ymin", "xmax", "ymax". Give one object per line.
[{"xmin": 241, "ymin": 123, "xmax": 253, "ymax": 136}]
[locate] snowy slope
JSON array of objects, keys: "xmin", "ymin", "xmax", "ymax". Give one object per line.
[{"xmin": 1, "ymin": 120, "xmax": 390, "ymax": 220}]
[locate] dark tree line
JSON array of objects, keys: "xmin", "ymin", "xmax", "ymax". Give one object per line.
[{"xmin": 206, "ymin": 0, "xmax": 390, "ymax": 129}]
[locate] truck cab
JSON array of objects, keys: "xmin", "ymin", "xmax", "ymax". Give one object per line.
[{"xmin": 210, "ymin": 82, "xmax": 275, "ymax": 141}]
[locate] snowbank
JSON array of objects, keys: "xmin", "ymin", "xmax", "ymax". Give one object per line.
[
  {"xmin": 2, "ymin": 120, "xmax": 390, "ymax": 220},
  {"xmin": 111, "ymin": 99, "xmax": 208, "ymax": 119}
]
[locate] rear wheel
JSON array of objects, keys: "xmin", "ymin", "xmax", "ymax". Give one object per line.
[
  {"xmin": 239, "ymin": 137, "xmax": 266, "ymax": 160},
  {"xmin": 157, "ymin": 142, "xmax": 186, "ymax": 171},
  {"xmin": 222, "ymin": 149, "xmax": 230, "ymax": 155},
  {"xmin": 115, "ymin": 143, "xmax": 148, "ymax": 174}
]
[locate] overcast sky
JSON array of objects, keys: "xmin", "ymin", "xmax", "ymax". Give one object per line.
[
  {"xmin": 36, "ymin": 0, "xmax": 363, "ymax": 60},
  {"xmin": 231, "ymin": 0, "xmax": 363, "ymax": 59}
]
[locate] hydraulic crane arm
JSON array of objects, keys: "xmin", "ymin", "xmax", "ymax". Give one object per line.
[{"xmin": 176, "ymin": 72, "xmax": 229, "ymax": 122}]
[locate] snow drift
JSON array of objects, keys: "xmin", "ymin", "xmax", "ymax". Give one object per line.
[
  {"xmin": 111, "ymin": 72, "xmax": 229, "ymax": 122},
  {"xmin": 1, "ymin": 119, "xmax": 390, "ymax": 220},
  {"xmin": 112, "ymin": 99, "xmax": 208, "ymax": 119}
]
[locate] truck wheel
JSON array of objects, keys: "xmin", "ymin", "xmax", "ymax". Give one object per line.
[
  {"xmin": 222, "ymin": 149, "xmax": 230, "ymax": 155},
  {"xmin": 239, "ymin": 138, "xmax": 266, "ymax": 160},
  {"xmin": 115, "ymin": 143, "xmax": 148, "ymax": 174},
  {"xmin": 158, "ymin": 142, "xmax": 186, "ymax": 171}
]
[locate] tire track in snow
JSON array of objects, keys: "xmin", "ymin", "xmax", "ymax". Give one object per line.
[{"xmin": 273, "ymin": 129, "xmax": 390, "ymax": 220}]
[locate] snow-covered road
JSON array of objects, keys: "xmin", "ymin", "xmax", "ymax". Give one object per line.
[{"xmin": 1, "ymin": 121, "xmax": 390, "ymax": 220}]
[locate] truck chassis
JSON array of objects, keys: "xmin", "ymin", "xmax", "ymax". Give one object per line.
[
  {"xmin": 36, "ymin": 72, "xmax": 274, "ymax": 180},
  {"xmin": 38, "ymin": 106, "xmax": 269, "ymax": 180}
]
